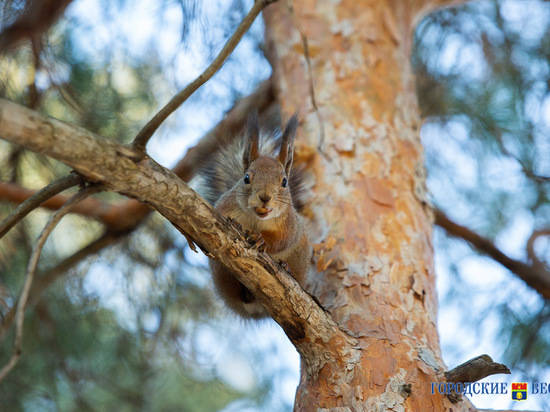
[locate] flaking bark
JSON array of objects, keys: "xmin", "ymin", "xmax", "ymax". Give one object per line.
[{"xmin": 263, "ymin": 1, "xmax": 513, "ymax": 411}]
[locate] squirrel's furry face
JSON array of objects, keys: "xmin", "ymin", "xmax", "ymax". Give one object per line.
[{"xmin": 238, "ymin": 156, "xmax": 292, "ymax": 220}]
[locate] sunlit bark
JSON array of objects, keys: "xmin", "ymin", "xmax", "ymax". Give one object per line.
[{"xmin": 264, "ymin": 1, "xmax": 475, "ymax": 410}]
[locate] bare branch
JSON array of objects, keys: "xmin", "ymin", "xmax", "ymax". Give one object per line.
[
  {"xmin": 0, "ymin": 98, "xmax": 355, "ymax": 372},
  {"xmin": 131, "ymin": 0, "xmax": 278, "ymax": 152},
  {"xmin": 444, "ymin": 355, "xmax": 510, "ymax": 403},
  {"xmin": 0, "ymin": 173, "xmax": 82, "ymax": 239},
  {"xmin": 445, "ymin": 355, "xmax": 510, "ymax": 383},
  {"xmin": 494, "ymin": 132, "xmax": 550, "ymax": 183},
  {"xmin": 435, "ymin": 208, "xmax": 550, "ymax": 300},
  {"xmin": 0, "ymin": 185, "xmax": 101, "ymax": 382}
]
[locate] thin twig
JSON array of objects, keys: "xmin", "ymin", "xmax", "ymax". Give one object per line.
[
  {"xmin": 494, "ymin": 132, "xmax": 550, "ymax": 183},
  {"xmin": 434, "ymin": 208, "xmax": 550, "ymax": 299},
  {"xmin": 0, "ymin": 231, "xmax": 123, "ymax": 338},
  {"xmin": 131, "ymin": 0, "xmax": 278, "ymax": 152},
  {"xmin": 0, "ymin": 185, "xmax": 101, "ymax": 383},
  {"xmin": 0, "ymin": 173, "xmax": 82, "ymax": 239}
]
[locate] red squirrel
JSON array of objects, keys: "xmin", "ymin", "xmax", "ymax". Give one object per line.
[{"xmin": 200, "ymin": 113, "xmax": 311, "ymax": 319}]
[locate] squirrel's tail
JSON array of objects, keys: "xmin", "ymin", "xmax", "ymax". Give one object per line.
[{"xmin": 196, "ymin": 126, "xmax": 309, "ymax": 213}]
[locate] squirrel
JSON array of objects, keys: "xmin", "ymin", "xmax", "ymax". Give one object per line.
[{"xmin": 199, "ymin": 113, "xmax": 311, "ymax": 319}]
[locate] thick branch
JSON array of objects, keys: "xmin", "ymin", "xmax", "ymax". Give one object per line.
[
  {"xmin": 435, "ymin": 208, "xmax": 550, "ymax": 300},
  {"xmin": 132, "ymin": 0, "xmax": 277, "ymax": 152},
  {"xmin": 0, "ymin": 78, "xmax": 275, "ymax": 230},
  {"xmin": 0, "ymin": 80, "xmax": 275, "ymax": 336},
  {"xmin": 0, "ymin": 98, "xmax": 354, "ymax": 371}
]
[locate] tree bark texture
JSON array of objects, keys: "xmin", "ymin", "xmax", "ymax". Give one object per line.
[{"xmin": 264, "ymin": 1, "xmax": 475, "ymax": 410}]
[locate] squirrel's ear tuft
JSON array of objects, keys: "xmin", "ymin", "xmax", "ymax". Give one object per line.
[
  {"xmin": 243, "ymin": 111, "xmax": 260, "ymax": 170},
  {"xmin": 279, "ymin": 114, "xmax": 298, "ymax": 175}
]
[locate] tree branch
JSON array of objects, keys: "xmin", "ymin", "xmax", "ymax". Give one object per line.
[
  {"xmin": 445, "ymin": 355, "xmax": 510, "ymax": 383},
  {"xmin": 444, "ymin": 355, "xmax": 510, "ymax": 403},
  {"xmin": 0, "ymin": 230, "xmax": 123, "ymax": 338},
  {"xmin": 131, "ymin": 0, "xmax": 278, "ymax": 152},
  {"xmin": 0, "ymin": 180, "xmax": 126, "ymax": 228},
  {"xmin": 0, "ymin": 98, "xmax": 354, "ymax": 373},
  {"xmin": 0, "ymin": 173, "xmax": 82, "ymax": 238},
  {"xmin": 434, "ymin": 208, "xmax": 550, "ymax": 300},
  {"xmin": 0, "ymin": 78, "xmax": 275, "ymax": 230},
  {"xmin": 0, "ymin": 185, "xmax": 101, "ymax": 382}
]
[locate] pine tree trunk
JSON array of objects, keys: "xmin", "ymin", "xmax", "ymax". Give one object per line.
[{"xmin": 264, "ymin": 2, "xmax": 468, "ymax": 410}]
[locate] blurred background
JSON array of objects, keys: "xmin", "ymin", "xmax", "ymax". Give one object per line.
[{"xmin": 0, "ymin": 0, "xmax": 549, "ymax": 410}]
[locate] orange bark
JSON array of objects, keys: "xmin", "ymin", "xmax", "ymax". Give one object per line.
[{"xmin": 264, "ymin": 1, "xmax": 468, "ymax": 410}]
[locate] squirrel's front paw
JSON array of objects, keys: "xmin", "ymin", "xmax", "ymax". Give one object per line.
[{"xmin": 246, "ymin": 231, "xmax": 266, "ymax": 252}]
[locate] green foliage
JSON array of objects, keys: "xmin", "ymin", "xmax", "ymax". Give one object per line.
[{"xmin": 0, "ymin": 282, "xmax": 242, "ymax": 412}]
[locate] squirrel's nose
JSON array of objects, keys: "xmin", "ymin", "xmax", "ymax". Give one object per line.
[{"xmin": 259, "ymin": 193, "xmax": 271, "ymax": 204}]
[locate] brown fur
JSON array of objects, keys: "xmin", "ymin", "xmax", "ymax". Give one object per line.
[{"xmin": 203, "ymin": 115, "xmax": 311, "ymax": 319}]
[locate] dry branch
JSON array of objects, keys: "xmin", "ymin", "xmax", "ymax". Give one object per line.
[
  {"xmin": 0, "ymin": 98, "xmax": 355, "ymax": 372},
  {"xmin": 0, "ymin": 173, "xmax": 82, "ymax": 238},
  {"xmin": 434, "ymin": 208, "xmax": 550, "ymax": 299},
  {"xmin": 445, "ymin": 354, "xmax": 510, "ymax": 383},
  {"xmin": 444, "ymin": 355, "xmax": 511, "ymax": 404},
  {"xmin": 0, "ymin": 185, "xmax": 101, "ymax": 382},
  {"xmin": 132, "ymin": 0, "xmax": 278, "ymax": 152}
]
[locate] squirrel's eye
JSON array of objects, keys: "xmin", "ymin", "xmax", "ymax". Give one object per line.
[
  {"xmin": 244, "ymin": 173, "xmax": 250, "ymax": 184},
  {"xmin": 281, "ymin": 177, "xmax": 287, "ymax": 188}
]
